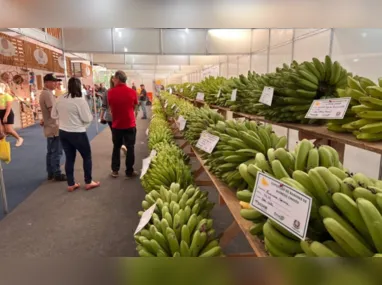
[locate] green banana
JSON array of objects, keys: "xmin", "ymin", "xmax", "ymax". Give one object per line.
[{"xmin": 310, "ymin": 241, "xmax": 339, "ymax": 257}]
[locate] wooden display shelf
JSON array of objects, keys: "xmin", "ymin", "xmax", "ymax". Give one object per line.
[
  {"xmin": 189, "ymin": 146, "xmax": 267, "ymax": 257},
  {"xmin": 175, "ymin": 94, "xmax": 382, "ymax": 155}
]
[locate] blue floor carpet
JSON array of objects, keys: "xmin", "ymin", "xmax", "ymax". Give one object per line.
[{"xmin": 0, "ymin": 120, "xmax": 107, "ymax": 218}]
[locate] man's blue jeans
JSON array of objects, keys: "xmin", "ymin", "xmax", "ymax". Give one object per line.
[
  {"xmin": 139, "ymin": 100, "xmax": 147, "ymax": 118},
  {"xmin": 46, "ymin": 136, "xmax": 63, "ymax": 177}
]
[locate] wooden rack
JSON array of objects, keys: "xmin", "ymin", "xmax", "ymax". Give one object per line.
[
  {"xmin": 176, "ymin": 94, "xmax": 382, "ymax": 178},
  {"xmin": 166, "ymin": 116, "xmax": 268, "ymax": 257}
]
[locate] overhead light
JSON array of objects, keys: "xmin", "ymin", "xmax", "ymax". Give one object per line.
[
  {"xmin": 124, "ymin": 47, "xmax": 128, "ymax": 52},
  {"xmin": 118, "ymin": 31, "xmax": 122, "ymax": 38},
  {"xmin": 361, "ymin": 32, "xmax": 367, "ymax": 38},
  {"xmin": 185, "ymin": 28, "xmax": 189, "ymax": 33},
  {"xmin": 353, "ymin": 58, "xmax": 359, "ymax": 62}
]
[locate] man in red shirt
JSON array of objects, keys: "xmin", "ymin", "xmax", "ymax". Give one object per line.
[{"xmin": 108, "ymin": 70, "xmax": 138, "ymax": 178}]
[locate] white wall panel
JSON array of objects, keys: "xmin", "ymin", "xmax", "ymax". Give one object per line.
[
  {"xmin": 63, "ymin": 28, "xmax": 113, "ymax": 52},
  {"xmin": 93, "ymin": 54, "xmax": 125, "ymax": 64},
  {"xmin": 158, "ymin": 55, "xmax": 189, "ymax": 65},
  {"xmin": 270, "ymin": 29, "xmax": 294, "ymax": 46},
  {"xmin": 251, "ymin": 51, "xmax": 268, "ymax": 74},
  {"xmin": 344, "ymin": 146, "xmax": 380, "ymax": 179},
  {"xmin": 227, "ymin": 56, "xmax": 238, "ymax": 78},
  {"xmin": 294, "ymin": 29, "xmax": 321, "ymax": 38},
  {"xmin": 114, "ymin": 29, "xmax": 160, "ymax": 53},
  {"xmin": 125, "ymin": 55, "xmax": 156, "ymax": 64},
  {"xmin": 163, "ymin": 29, "xmax": 206, "ymax": 54},
  {"xmin": 332, "ymin": 29, "xmax": 382, "ymax": 82},
  {"xmin": 220, "ymin": 62, "xmax": 228, "ymax": 78},
  {"xmin": 190, "ymin": 56, "xmax": 220, "ymax": 65},
  {"xmin": 238, "ymin": 55, "xmax": 250, "ymax": 75},
  {"xmin": 269, "ymin": 43, "xmax": 293, "ymax": 72},
  {"xmin": 251, "ymin": 29, "xmax": 270, "ymax": 52},
  {"xmin": 208, "ymin": 29, "xmax": 251, "ymax": 54},
  {"xmin": 293, "ymin": 30, "xmax": 331, "ymax": 62}
]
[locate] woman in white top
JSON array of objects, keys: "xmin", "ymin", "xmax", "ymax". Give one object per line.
[{"xmin": 51, "ymin": 77, "xmax": 100, "ymax": 192}]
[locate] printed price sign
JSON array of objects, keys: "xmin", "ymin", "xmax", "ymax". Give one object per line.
[
  {"xmin": 191, "ymin": 86, "xmax": 195, "ymax": 91},
  {"xmin": 177, "ymin": 115, "xmax": 187, "ymax": 131},
  {"xmin": 175, "ymin": 107, "xmax": 180, "ymax": 113},
  {"xmin": 259, "ymin": 87, "xmax": 274, "ymax": 106},
  {"xmin": 250, "ymin": 172, "xmax": 312, "ymax": 240},
  {"xmin": 196, "ymin": 131, "xmax": 220, "ymax": 154},
  {"xmin": 134, "ymin": 203, "xmax": 157, "ymax": 235},
  {"xmin": 231, "ymin": 89, "xmax": 237, "ymax": 101},
  {"xmin": 305, "ymin": 98, "xmax": 351, "ymax": 119},
  {"xmin": 164, "ymin": 100, "xmax": 168, "ymax": 108},
  {"xmin": 171, "ymin": 104, "xmax": 176, "ymax": 109},
  {"xmin": 180, "ymin": 88, "xmax": 184, "ymax": 93},
  {"xmin": 169, "ymin": 88, "xmax": 172, "ymax": 94},
  {"xmin": 196, "ymin": 92, "xmax": 205, "ymax": 101},
  {"xmin": 140, "ymin": 157, "xmax": 152, "ymax": 179},
  {"xmin": 216, "ymin": 88, "xmax": 221, "ymax": 98}
]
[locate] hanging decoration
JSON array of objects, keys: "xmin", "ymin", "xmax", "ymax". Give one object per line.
[
  {"xmin": 33, "ymin": 48, "xmax": 48, "ymax": 65},
  {"xmin": 0, "ymin": 37, "xmax": 16, "ymax": 57}
]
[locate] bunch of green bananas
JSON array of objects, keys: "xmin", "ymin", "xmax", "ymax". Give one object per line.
[
  {"xmin": 203, "ymin": 120, "xmax": 287, "ymax": 189},
  {"xmin": 141, "ymin": 143, "xmax": 193, "ymax": 193},
  {"xmin": 148, "ymin": 116, "xmax": 173, "ymax": 150},
  {"xmin": 183, "ymin": 107, "xmax": 224, "ymax": 145},
  {"xmin": 135, "ymin": 183, "xmax": 221, "ymax": 257},
  {"xmin": 328, "ymin": 76, "xmax": 382, "ymax": 141},
  {"xmin": 237, "ymin": 138, "xmax": 382, "ymax": 257},
  {"xmin": 160, "ymin": 92, "xmax": 194, "ymax": 119}
]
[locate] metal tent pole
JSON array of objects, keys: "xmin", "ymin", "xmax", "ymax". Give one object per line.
[
  {"xmin": 91, "ymin": 54, "xmax": 99, "ymax": 134},
  {"xmin": 0, "ymin": 161, "xmax": 8, "ymax": 214}
]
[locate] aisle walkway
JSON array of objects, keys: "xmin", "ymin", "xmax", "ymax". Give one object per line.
[{"xmin": 0, "ymin": 118, "xmax": 149, "ymax": 257}]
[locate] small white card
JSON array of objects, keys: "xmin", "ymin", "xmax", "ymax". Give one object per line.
[
  {"xmin": 149, "ymin": 149, "xmax": 157, "ymax": 159},
  {"xmin": 231, "ymin": 89, "xmax": 237, "ymax": 101},
  {"xmin": 259, "ymin": 87, "xmax": 274, "ymax": 106},
  {"xmin": 217, "ymin": 89, "xmax": 221, "ymax": 98},
  {"xmin": 134, "ymin": 203, "xmax": 157, "ymax": 235},
  {"xmin": 171, "ymin": 104, "xmax": 176, "ymax": 109},
  {"xmin": 196, "ymin": 131, "xmax": 220, "ymax": 154},
  {"xmin": 177, "ymin": 115, "xmax": 187, "ymax": 131},
  {"xmin": 164, "ymin": 100, "xmax": 168, "ymax": 108},
  {"xmin": 305, "ymin": 98, "xmax": 351, "ymax": 119},
  {"xmin": 250, "ymin": 172, "xmax": 312, "ymax": 240},
  {"xmin": 180, "ymin": 88, "xmax": 183, "ymax": 93},
  {"xmin": 191, "ymin": 86, "xmax": 195, "ymax": 91},
  {"xmin": 196, "ymin": 92, "xmax": 205, "ymax": 101},
  {"xmin": 175, "ymin": 107, "xmax": 180, "ymax": 113},
  {"xmin": 140, "ymin": 157, "xmax": 152, "ymax": 179},
  {"xmin": 169, "ymin": 88, "xmax": 172, "ymax": 94}
]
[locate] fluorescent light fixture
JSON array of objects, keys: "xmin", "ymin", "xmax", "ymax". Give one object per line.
[
  {"xmin": 185, "ymin": 28, "xmax": 189, "ymax": 33},
  {"xmin": 353, "ymin": 58, "xmax": 359, "ymax": 62},
  {"xmin": 118, "ymin": 31, "xmax": 122, "ymax": 38},
  {"xmin": 361, "ymin": 32, "xmax": 367, "ymax": 38},
  {"xmin": 124, "ymin": 47, "xmax": 128, "ymax": 52}
]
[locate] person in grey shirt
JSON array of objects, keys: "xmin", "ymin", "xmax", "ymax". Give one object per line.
[
  {"xmin": 100, "ymin": 76, "xmax": 127, "ymax": 153},
  {"xmin": 139, "ymin": 84, "xmax": 148, "ymax": 119}
]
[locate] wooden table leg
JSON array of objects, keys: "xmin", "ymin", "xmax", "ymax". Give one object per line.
[{"xmin": 219, "ymin": 220, "xmax": 241, "ymax": 248}]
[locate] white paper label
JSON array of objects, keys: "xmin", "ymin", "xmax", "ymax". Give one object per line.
[
  {"xmin": 149, "ymin": 149, "xmax": 157, "ymax": 159},
  {"xmin": 175, "ymin": 107, "xmax": 180, "ymax": 114},
  {"xmin": 250, "ymin": 172, "xmax": 312, "ymax": 240},
  {"xmin": 217, "ymin": 88, "xmax": 221, "ymax": 98},
  {"xmin": 196, "ymin": 131, "xmax": 220, "ymax": 154},
  {"xmin": 177, "ymin": 115, "xmax": 187, "ymax": 131},
  {"xmin": 134, "ymin": 203, "xmax": 157, "ymax": 235},
  {"xmin": 171, "ymin": 104, "xmax": 176, "ymax": 109},
  {"xmin": 260, "ymin": 87, "xmax": 274, "ymax": 106},
  {"xmin": 231, "ymin": 89, "xmax": 237, "ymax": 101},
  {"xmin": 145, "ymin": 128, "xmax": 149, "ymax": 136},
  {"xmin": 180, "ymin": 88, "xmax": 183, "ymax": 93},
  {"xmin": 140, "ymin": 157, "xmax": 152, "ymax": 179},
  {"xmin": 164, "ymin": 100, "xmax": 168, "ymax": 108},
  {"xmin": 169, "ymin": 88, "xmax": 172, "ymax": 94},
  {"xmin": 305, "ymin": 98, "xmax": 351, "ymax": 119},
  {"xmin": 191, "ymin": 86, "xmax": 195, "ymax": 91},
  {"xmin": 196, "ymin": 92, "xmax": 205, "ymax": 101}
]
